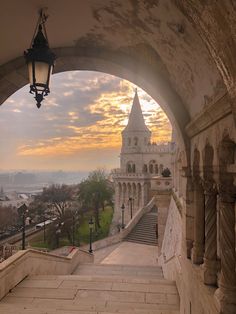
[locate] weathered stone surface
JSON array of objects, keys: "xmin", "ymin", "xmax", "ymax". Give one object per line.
[{"xmin": 0, "ymin": 264, "xmax": 179, "ymax": 314}]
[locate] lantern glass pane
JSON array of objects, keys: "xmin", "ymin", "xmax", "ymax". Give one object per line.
[
  {"xmin": 27, "ymin": 62, "xmax": 34, "ymax": 86},
  {"xmin": 34, "ymin": 61, "xmax": 51, "ymax": 90}
]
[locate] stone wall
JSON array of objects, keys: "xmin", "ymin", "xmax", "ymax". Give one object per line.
[
  {"xmin": 151, "ymin": 176, "xmax": 173, "ymax": 191},
  {"xmin": 0, "ymin": 248, "xmax": 93, "ymax": 301},
  {"xmin": 155, "ymin": 192, "xmax": 171, "ymax": 255},
  {"xmin": 160, "ymin": 195, "xmax": 219, "ymax": 314}
]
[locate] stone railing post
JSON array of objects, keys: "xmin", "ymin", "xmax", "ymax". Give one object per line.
[{"xmin": 202, "ymin": 180, "xmax": 218, "ymax": 285}]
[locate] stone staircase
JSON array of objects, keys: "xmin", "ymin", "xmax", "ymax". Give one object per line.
[
  {"xmin": 0, "ymin": 263, "xmax": 179, "ymax": 314},
  {"xmin": 125, "ymin": 211, "xmax": 158, "ymax": 246}
]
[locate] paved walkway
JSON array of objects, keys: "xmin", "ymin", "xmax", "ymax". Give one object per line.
[
  {"xmin": 99, "ymin": 241, "xmax": 158, "ymax": 266},
  {"xmin": 93, "ymin": 243, "xmax": 121, "ymax": 264}
]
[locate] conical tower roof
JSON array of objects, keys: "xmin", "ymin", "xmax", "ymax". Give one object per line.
[{"xmin": 123, "ymin": 90, "xmax": 150, "ymax": 133}]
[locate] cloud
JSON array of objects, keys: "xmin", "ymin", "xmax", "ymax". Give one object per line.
[
  {"xmin": 63, "ymin": 91, "xmax": 74, "ymax": 97},
  {"xmin": 0, "ymin": 71, "xmax": 171, "ymax": 170},
  {"xmin": 12, "ymin": 109, "xmax": 21, "ymax": 113}
]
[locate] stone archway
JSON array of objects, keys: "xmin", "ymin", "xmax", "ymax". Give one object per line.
[{"xmin": 0, "ymin": 50, "xmax": 189, "ymax": 152}]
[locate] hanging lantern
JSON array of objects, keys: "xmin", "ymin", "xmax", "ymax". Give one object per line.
[{"xmin": 24, "ymin": 10, "xmax": 56, "ymax": 108}]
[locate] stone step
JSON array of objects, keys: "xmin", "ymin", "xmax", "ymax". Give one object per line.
[
  {"xmin": 137, "ymin": 222, "xmax": 156, "ymax": 226},
  {"xmin": 125, "ymin": 236, "xmax": 157, "ymax": 243},
  {"xmin": 125, "ymin": 239, "xmax": 158, "ymax": 246},
  {"xmin": 133, "ymin": 224, "xmax": 156, "ymax": 228},
  {"xmin": 77, "ymin": 263, "xmax": 163, "ymax": 271},
  {"xmin": 125, "ymin": 235, "xmax": 157, "ymax": 241},
  {"xmin": 135, "ymin": 220, "xmax": 156, "ymax": 225},
  {"xmin": 28, "ymin": 274, "xmax": 175, "ymax": 285},
  {"xmin": 127, "ymin": 228, "xmax": 156, "ymax": 233},
  {"xmin": 74, "ymin": 263, "xmax": 163, "ymax": 277},
  {"xmin": 0, "ymin": 273, "xmax": 179, "ymax": 314},
  {"xmin": 139, "ymin": 216, "xmax": 156, "ymax": 220},
  {"xmin": 124, "ymin": 211, "xmax": 159, "ymax": 245},
  {"xmin": 132, "ymin": 227, "xmax": 156, "ymax": 230},
  {"xmin": 125, "ymin": 237, "xmax": 157, "ymax": 242},
  {"xmin": 0, "ymin": 303, "xmax": 180, "ymax": 314},
  {"xmin": 129, "ymin": 234, "xmax": 156, "ymax": 239},
  {"xmin": 132, "ymin": 222, "xmax": 156, "ymax": 226},
  {"xmin": 139, "ymin": 218, "xmax": 157, "ymax": 222}
]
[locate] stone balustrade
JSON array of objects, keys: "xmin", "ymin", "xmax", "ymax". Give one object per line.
[{"xmin": 0, "ymin": 247, "xmax": 93, "ymax": 300}]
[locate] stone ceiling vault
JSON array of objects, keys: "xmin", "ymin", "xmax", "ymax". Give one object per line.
[{"xmin": 1, "ymin": 0, "xmax": 236, "ymax": 149}]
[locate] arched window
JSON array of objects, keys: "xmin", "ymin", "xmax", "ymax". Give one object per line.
[
  {"xmin": 127, "ymin": 163, "xmax": 132, "ymax": 173},
  {"xmin": 149, "ymin": 160, "xmax": 156, "ymax": 174},
  {"xmin": 143, "ymin": 164, "xmax": 148, "ymax": 173},
  {"xmin": 134, "ymin": 137, "xmax": 138, "ymax": 146},
  {"xmin": 149, "ymin": 164, "xmax": 154, "ymax": 173},
  {"xmin": 127, "ymin": 162, "xmax": 135, "ymax": 173},
  {"xmin": 132, "ymin": 164, "xmax": 136, "ymax": 173}
]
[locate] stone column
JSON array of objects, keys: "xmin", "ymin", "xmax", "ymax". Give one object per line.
[
  {"xmin": 122, "ymin": 184, "xmax": 126, "ymax": 204},
  {"xmin": 191, "ymin": 179, "xmax": 205, "ymax": 264},
  {"xmin": 215, "ymin": 190, "xmax": 236, "ymax": 314},
  {"xmin": 141, "ymin": 182, "xmax": 148, "ymax": 208},
  {"xmin": 137, "ymin": 184, "xmax": 141, "ymax": 209},
  {"xmin": 202, "ymin": 180, "xmax": 218, "ymax": 285},
  {"xmin": 114, "ymin": 182, "xmax": 120, "ymax": 209},
  {"xmin": 185, "ymin": 174, "xmax": 194, "ymax": 259},
  {"xmin": 119, "ymin": 183, "xmax": 122, "ymax": 208}
]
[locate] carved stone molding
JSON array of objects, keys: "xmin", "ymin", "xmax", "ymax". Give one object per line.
[{"xmin": 185, "ymin": 92, "xmax": 231, "ymax": 138}]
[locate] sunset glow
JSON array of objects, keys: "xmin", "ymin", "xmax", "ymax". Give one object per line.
[{"xmin": 0, "ymin": 71, "xmax": 171, "ymax": 171}]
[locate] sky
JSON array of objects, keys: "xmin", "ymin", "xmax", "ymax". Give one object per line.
[{"xmin": 0, "ymin": 71, "xmax": 172, "ymax": 172}]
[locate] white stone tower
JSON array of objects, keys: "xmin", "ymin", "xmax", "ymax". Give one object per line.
[
  {"xmin": 111, "ymin": 90, "xmax": 173, "ymax": 233},
  {"xmin": 121, "ymin": 89, "xmax": 152, "ymax": 173}
]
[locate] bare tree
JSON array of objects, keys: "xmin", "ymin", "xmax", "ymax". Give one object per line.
[{"xmin": 0, "ymin": 205, "xmax": 17, "ymax": 232}]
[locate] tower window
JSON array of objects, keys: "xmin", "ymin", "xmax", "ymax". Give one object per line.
[
  {"xmin": 127, "ymin": 162, "xmax": 136, "ymax": 173},
  {"xmin": 149, "ymin": 160, "xmax": 156, "ymax": 174},
  {"xmin": 143, "ymin": 164, "xmax": 148, "ymax": 173},
  {"xmin": 134, "ymin": 137, "xmax": 138, "ymax": 146},
  {"xmin": 132, "ymin": 164, "xmax": 136, "ymax": 173},
  {"xmin": 149, "ymin": 164, "xmax": 154, "ymax": 174}
]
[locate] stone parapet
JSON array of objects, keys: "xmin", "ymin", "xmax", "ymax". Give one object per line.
[
  {"xmin": 0, "ymin": 247, "xmax": 93, "ymax": 300},
  {"xmin": 121, "ymin": 143, "xmax": 174, "ymax": 155},
  {"xmin": 112, "ymin": 172, "xmax": 151, "ymax": 179}
]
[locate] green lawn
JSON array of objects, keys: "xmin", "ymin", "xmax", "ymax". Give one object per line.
[{"xmin": 30, "ymin": 206, "xmax": 113, "ymax": 249}]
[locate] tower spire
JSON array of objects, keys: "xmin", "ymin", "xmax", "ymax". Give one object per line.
[{"xmin": 123, "ymin": 89, "xmax": 150, "ymax": 132}]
